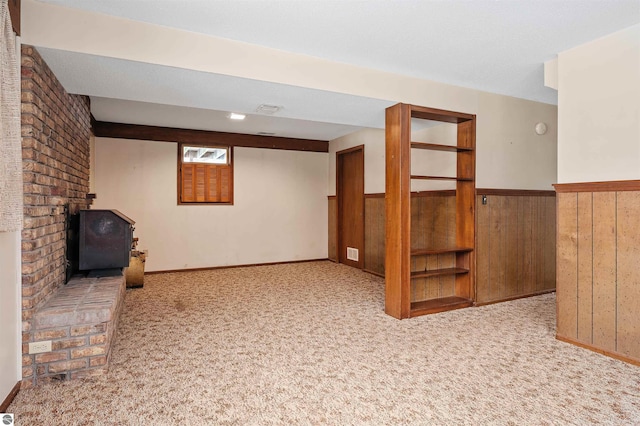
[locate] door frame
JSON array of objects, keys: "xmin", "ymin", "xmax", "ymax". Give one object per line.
[{"xmin": 336, "ymin": 144, "xmax": 365, "ymax": 269}]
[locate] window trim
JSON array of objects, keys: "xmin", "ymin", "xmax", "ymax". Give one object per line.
[{"xmin": 177, "ymin": 143, "xmax": 234, "ymax": 205}]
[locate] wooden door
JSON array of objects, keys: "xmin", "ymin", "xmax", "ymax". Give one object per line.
[{"xmin": 337, "ymin": 146, "xmax": 364, "ymax": 269}]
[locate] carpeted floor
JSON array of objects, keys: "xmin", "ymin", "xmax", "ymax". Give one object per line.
[{"xmin": 9, "ymin": 261, "xmax": 640, "ymax": 425}]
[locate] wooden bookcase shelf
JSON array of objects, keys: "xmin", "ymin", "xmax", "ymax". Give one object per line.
[
  {"xmin": 410, "ymin": 267, "xmax": 469, "ymax": 279},
  {"xmin": 385, "ymin": 103, "xmax": 476, "ymax": 319},
  {"xmin": 411, "ymin": 142, "xmax": 474, "ymax": 152},
  {"xmin": 410, "ymin": 297, "xmax": 474, "ymax": 317},
  {"xmin": 411, "ymin": 175, "xmax": 474, "ymax": 181},
  {"xmin": 411, "ymin": 247, "xmax": 473, "ymax": 256}
]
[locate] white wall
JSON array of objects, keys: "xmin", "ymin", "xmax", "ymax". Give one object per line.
[
  {"xmin": 411, "ymin": 123, "xmax": 458, "ymax": 191},
  {"xmin": 0, "ymin": 231, "xmax": 21, "ymax": 402},
  {"xmin": 476, "ymin": 92, "xmax": 557, "ymax": 190},
  {"xmin": 23, "ymin": 0, "xmax": 558, "ymax": 193},
  {"xmin": 557, "ymin": 24, "xmax": 640, "ymax": 183},
  {"xmin": 0, "ymin": 31, "xmax": 22, "ymax": 402},
  {"xmin": 328, "ymin": 95, "xmax": 558, "ymax": 194},
  {"xmin": 329, "ymin": 128, "xmax": 385, "ymax": 194},
  {"xmin": 93, "ymin": 138, "xmax": 328, "ymax": 271}
]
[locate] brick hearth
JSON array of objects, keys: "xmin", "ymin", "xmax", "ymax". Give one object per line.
[{"xmin": 30, "ymin": 274, "xmax": 125, "ymax": 381}]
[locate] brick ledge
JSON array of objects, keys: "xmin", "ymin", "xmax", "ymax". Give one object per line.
[
  {"xmin": 34, "ymin": 276, "xmax": 122, "ymax": 328},
  {"xmin": 27, "ymin": 273, "xmax": 126, "ymax": 385}
]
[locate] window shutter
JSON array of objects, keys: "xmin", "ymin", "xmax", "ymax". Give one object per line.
[
  {"xmin": 194, "ymin": 164, "xmax": 206, "ymax": 202},
  {"xmin": 219, "ymin": 166, "xmax": 231, "ymax": 203},
  {"xmin": 181, "ymin": 164, "xmax": 196, "ymax": 202},
  {"xmin": 203, "ymin": 165, "xmax": 231, "ymax": 203},
  {"xmin": 205, "ymin": 165, "xmax": 220, "ymax": 202}
]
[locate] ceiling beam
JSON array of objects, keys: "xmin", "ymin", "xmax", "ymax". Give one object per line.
[{"xmin": 93, "ymin": 121, "xmax": 329, "ymax": 153}]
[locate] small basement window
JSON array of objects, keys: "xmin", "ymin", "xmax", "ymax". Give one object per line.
[{"xmin": 178, "ymin": 144, "xmax": 233, "ymax": 204}]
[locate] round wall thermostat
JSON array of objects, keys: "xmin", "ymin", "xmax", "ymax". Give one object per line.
[{"xmin": 535, "ymin": 122, "xmax": 548, "ymax": 135}]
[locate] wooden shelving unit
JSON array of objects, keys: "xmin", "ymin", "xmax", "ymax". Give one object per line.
[
  {"xmin": 410, "ymin": 247, "xmax": 473, "ymax": 256},
  {"xmin": 385, "ymin": 103, "xmax": 476, "ymax": 319},
  {"xmin": 410, "ymin": 142, "xmax": 473, "ymax": 152},
  {"xmin": 410, "ymin": 175, "xmax": 474, "ymax": 181},
  {"xmin": 410, "ymin": 268, "xmax": 469, "ymax": 279},
  {"xmin": 410, "ymin": 296, "xmax": 474, "ymax": 317}
]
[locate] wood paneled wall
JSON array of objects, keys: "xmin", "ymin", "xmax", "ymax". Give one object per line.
[
  {"xmin": 364, "ymin": 195, "xmax": 385, "ymax": 275},
  {"xmin": 332, "ymin": 191, "xmax": 456, "ymax": 277},
  {"xmin": 555, "ymin": 182, "xmax": 640, "ymax": 365},
  {"xmin": 476, "ymin": 190, "xmax": 556, "ymax": 304},
  {"xmin": 410, "ymin": 192, "xmax": 457, "ymax": 301},
  {"xmin": 410, "ymin": 192, "xmax": 456, "ymax": 251},
  {"xmin": 329, "ymin": 189, "xmax": 556, "ymax": 305},
  {"xmin": 328, "ymin": 196, "xmax": 337, "ymax": 262}
]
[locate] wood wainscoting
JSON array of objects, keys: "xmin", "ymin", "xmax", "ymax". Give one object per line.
[
  {"xmin": 364, "ymin": 193, "xmax": 385, "ymax": 275},
  {"xmin": 475, "ymin": 189, "xmax": 556, "ymax": 305},
  {"xmin": 328, "ymin": 195, "xmax": 337, "ymax": 262},
  {"xmin": 328, "ymin": 191, "xmax": 455, "ymax": 275},
  {"xmin": 554, "ymin": 180, "xmax": 640, "ymax": 365},
  {"xmin": 330, "ymin": 189, "xmax": 557, "ymax": 305}
]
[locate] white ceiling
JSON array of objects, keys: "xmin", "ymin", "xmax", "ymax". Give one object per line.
[
  {"xmin": 33, "ymin": 0, "xmax": 640, "ymax": 141},
  {"xmin": 90, "ymin": 98, "xmax": 365, "ymax": 141},
  {"xmin": 37, "ymin": 47, "xmax": 392, "ymax": 140}
]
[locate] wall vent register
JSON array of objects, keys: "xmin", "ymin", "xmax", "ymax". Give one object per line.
[{"xmin": 347, "ymin": 247, "xmax": 359, "ymax": 262}]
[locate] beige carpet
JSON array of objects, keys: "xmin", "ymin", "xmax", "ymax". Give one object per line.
[{"xmin": 9, "ymin": 261, "xmax": 640, "ymax": 425}]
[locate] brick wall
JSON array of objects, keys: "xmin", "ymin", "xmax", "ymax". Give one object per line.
[{"xmin": 21, "ymin": 45, "xmax": 92, "ymax": 387}]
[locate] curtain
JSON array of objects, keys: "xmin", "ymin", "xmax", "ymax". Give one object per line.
[{"xmin": 0, "ymin": 0, "xmax": 22, "ymax": 232}]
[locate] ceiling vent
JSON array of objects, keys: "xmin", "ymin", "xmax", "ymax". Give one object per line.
[{"xmin": 256, "ymin": 104, "xmax": 282, "ymax": 115}]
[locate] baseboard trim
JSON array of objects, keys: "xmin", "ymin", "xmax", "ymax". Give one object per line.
[
  {"xmin": 0, "ymin": 381, "xmax": 20, "ymax": 413},
  {"xmin": 474, "ymin": 289, "xmax": 556, "ymax": 306},
  {"xmin": 363, "ymin": 268, "xmax": 385, "ymax": 278},
  {"xmin": 145, "ymin": 258, "xmax": 329, "ymax": 275},
  {"xmin": 556, "ymin": 335, "xmax": 640, "ymax": 367}
]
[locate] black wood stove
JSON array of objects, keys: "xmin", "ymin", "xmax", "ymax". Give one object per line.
[{"xmin": 79, "ymin": 209, "xmax": 135, "ymax": 276}]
